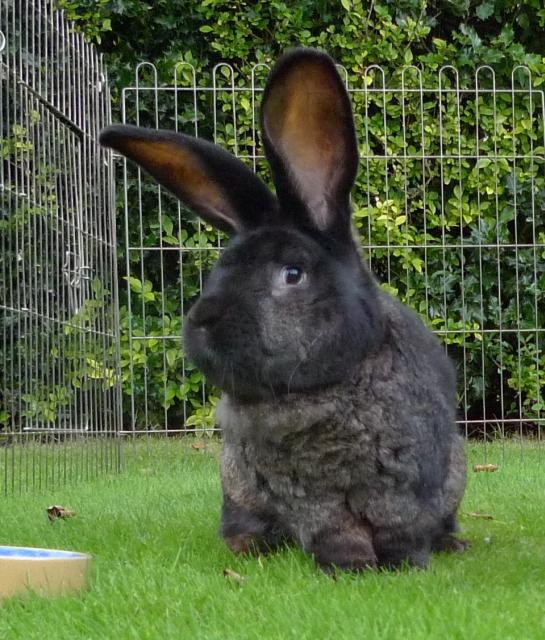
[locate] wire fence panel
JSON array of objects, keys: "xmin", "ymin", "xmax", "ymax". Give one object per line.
[
  {"xmin": 117, "ymin": 60, "xmax": 544, "ymax": 454},
  {"xmin": 0, "ymin": 0, "xmax": 121, "ymax": 494}
]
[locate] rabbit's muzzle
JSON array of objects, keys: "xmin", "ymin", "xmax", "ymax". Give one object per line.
[
  {"xmin": 184, "ymin": 293, "xmax": 254, "ymax": 395},
  {"xmin": 187, "ymin": 295, "xmax": 224, "ymax": 329}
]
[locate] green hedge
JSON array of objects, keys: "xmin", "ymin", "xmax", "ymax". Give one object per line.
[{"xmin": 58, "ymin": 0, "xmax": 545, "ymax": 434}]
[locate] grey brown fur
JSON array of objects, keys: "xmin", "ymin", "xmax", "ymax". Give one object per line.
[
  {"xmin": 100, "ymin": 47, "xmax": 467, "ymax": 571},
  {"xmin": 218, "ymin": 292, "xmax": 466, "ymax": 569}
]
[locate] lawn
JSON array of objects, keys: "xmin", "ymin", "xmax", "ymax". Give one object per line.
[{"xmin": 0, "ymin": 439, "xmax": 544, "ymax": 639}]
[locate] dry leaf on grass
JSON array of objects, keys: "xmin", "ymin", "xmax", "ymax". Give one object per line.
[
  {"xmin": 191, "ymin": 442, "xmax": 206, "ymax": 451},
  {"xmin": 223, "ymin": 568, "xmax": 245, "ymax": 583},
  {"xmin": 465, "ymin": 511, "xmax": 494, "ymax": 520},
  {"xmin": 47, "ymin": 505, "xmax": 76, "ymax": 521},
  {"xmin": 473, "ymin": 464, "xmax": 498, "ymax": 473}
]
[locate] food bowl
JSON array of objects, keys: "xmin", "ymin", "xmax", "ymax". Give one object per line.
[{"xmin": 0, "ymin": 546, "xmax": 91, "ymax": 598}]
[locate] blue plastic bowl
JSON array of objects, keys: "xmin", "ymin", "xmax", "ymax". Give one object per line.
[
  {"xmin": 0, "ymin": 546, "xmax": 87, "ymax": 559},
  {"xmin": 0, "ymin": 545, "xmax": 91, "ymax": 598}
]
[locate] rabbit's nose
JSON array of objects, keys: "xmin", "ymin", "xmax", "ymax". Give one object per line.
[{"xmin": 187, "ymin": 296, "xmax": 224, "ymax": 328}]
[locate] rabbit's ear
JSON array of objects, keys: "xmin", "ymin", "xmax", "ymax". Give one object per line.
[
  {"xmin": 261, "ymin": 49, "xmax": 359, "ymax": 241},
  {"xmin": 99, "ymin": 125, "xmax": 277, "ymax": 234}
]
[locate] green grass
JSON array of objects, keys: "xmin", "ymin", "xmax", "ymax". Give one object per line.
[{"xmin": 0, "ymin": 440, "xmax": 544, "ymax": 640}]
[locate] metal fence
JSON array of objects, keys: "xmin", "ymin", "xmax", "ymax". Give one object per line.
[
  {"xmin": 117, "ymin": 61, "xmax": 544, "ymax": 444},
  {"xmin": 0, "ymin": 0, "xmax": 121, "ymax": 494}
]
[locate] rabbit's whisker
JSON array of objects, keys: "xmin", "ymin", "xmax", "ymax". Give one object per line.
[{"xmin": 287, "ymin": 337, "xmax": 319, "ymax": 396}]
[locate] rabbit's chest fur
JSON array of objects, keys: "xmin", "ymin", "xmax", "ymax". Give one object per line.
[{"xmin": 217, "ymin": 303, "xmax": 460, "ymax": 541}]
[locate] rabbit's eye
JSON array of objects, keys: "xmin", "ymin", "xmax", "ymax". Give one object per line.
[{"xmin": 281, "ymin": 265, "xmax": 305, "ymax": 286}]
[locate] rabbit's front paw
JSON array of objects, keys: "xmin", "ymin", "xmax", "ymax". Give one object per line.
[
  {"xmin": 432, "ymin": 533, "xmax": 471, "ymax": 554},
  {"xmin": 311, "ymin": 527, "xmax": 377, "ymax": 572},
  {"xmin": 374, "ymin": 531, "xmax": 431, "ymax": 569},
  {"xmin": 221, "ymin": 497, "xmax": 290, "ymax": 555},
  {"xmin": 224, "ymin": 533, "xmax": 262, "ymax": 555}
]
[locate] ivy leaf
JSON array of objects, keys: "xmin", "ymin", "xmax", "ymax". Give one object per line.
[
  {"xmin": 166, "ymin": 349, "xmax": 179, "ymax": 368},
  {"xmin": 476, "ymin": 1, "xmax": 494, "ymax": 21},
  {"xmin": 460, "ymin": 23, "xmax": 482, "ymax": 49},
  {"xmin": 161, "ymin": 215, "xmax": 173, "ymax": 237},
  {"xmin": 126, "ymin": 276, "xmax": 143, "ymax": 294},
  {"xmin": 475, "ymin": 158, "xmax": 491, "ymax": 169}
]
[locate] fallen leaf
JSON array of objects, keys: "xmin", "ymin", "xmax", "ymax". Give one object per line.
[
  {"xmin": 223, "ymin": 568, "xmax": 244, "ymax": 583},
  {"xmin": 191, "ymin": 442, "xmax": 206, "ymax": 451},
  {"xmin": 465, "ymin": 511, "xmax": 494, "ymax": 520},
  {"xmin": 47, "ymin": 505, "xmax": 76, "ymax": 521},
  {"xmin": 473, "ymin": 464, "xmax": 498, "ymax": 472}
]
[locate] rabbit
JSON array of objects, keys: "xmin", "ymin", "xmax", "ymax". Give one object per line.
[{"xmin": 99, "ymin": 47, "xmax": 467, "ymax": 571}]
